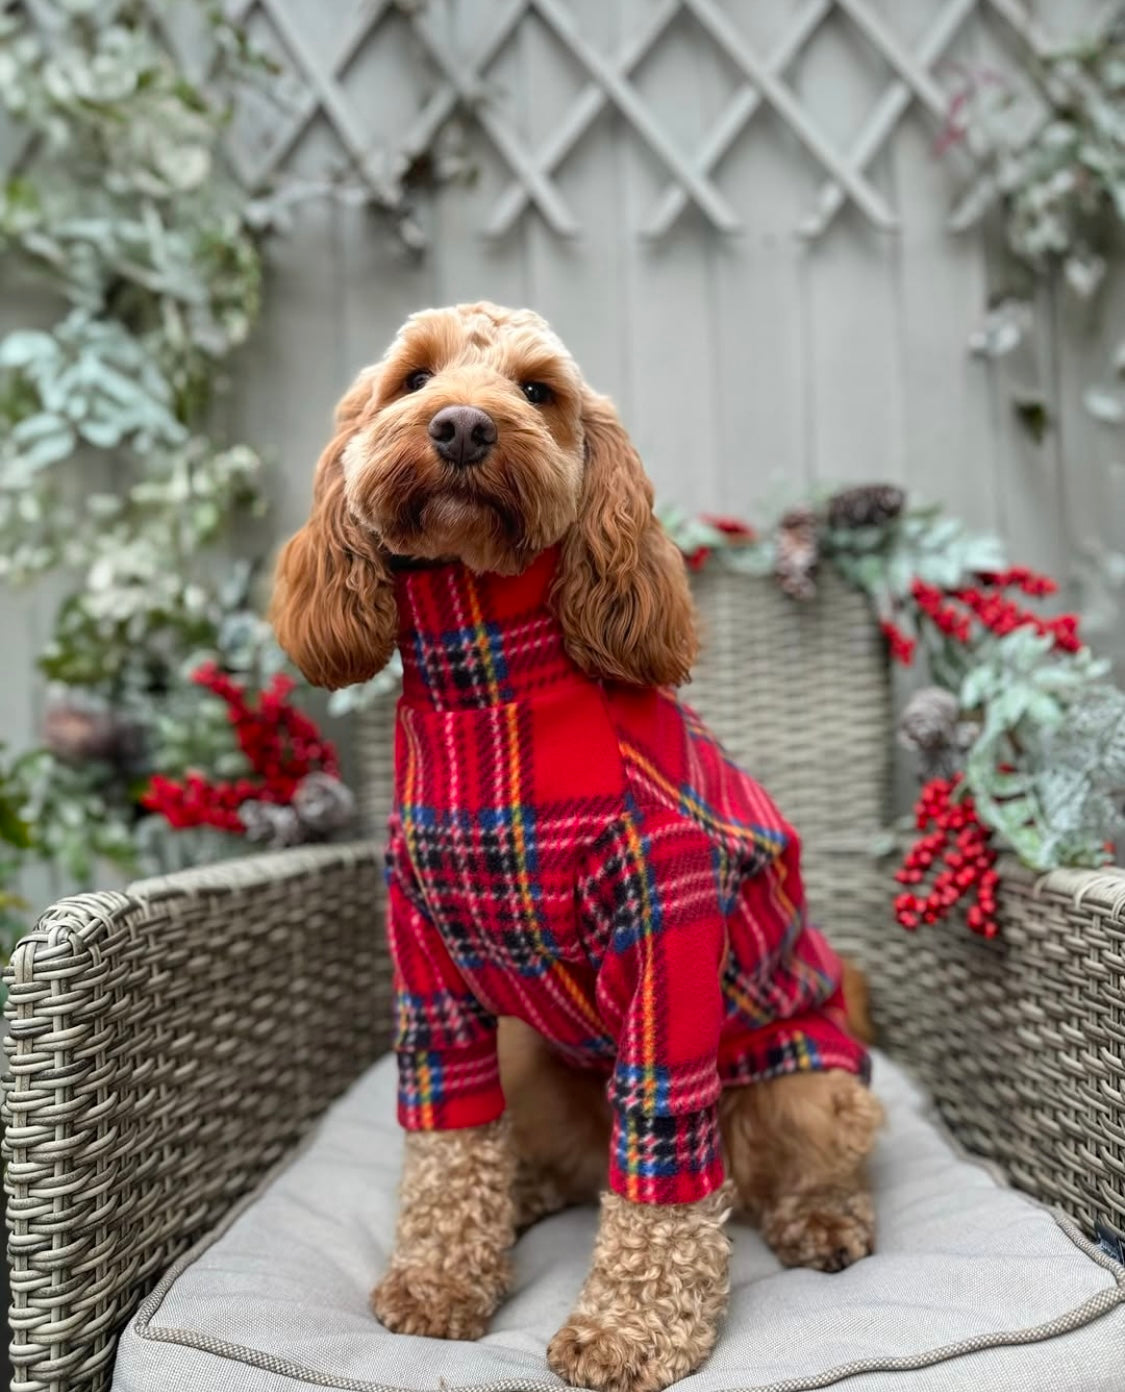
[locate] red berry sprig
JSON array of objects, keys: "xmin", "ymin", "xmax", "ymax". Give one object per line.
[
  {"xmin": 910, "ymin": 581, "xmax": 974, "ymax": 643},
  {"xmin": 880, "ymin": 619, "xmax": 917, "ymax": 666},
  {"xmin": 141, "ymin": 666, "xmax": 339, "ymax": 835},
  {"xmin": 976, "ymin": 565, "xmax": 1057, "ymax": 598},
  {"xmin": 907, "ymin": 570, "xmax": 1081, "ymax": 656},
  {"xmin": 893, "ymin": 774, "xmax": 1000, "ymax": 939},
  {"xmin": 683, "ymin": 516, "xmax": 758, "ymax": 572}
]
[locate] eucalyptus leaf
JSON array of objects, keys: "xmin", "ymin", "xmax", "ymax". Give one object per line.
[{"xmin": 1085, "ymin": 386, "xmax": 1125, "ymax": 423}]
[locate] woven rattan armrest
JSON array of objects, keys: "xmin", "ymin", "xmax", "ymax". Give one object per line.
[
  {"xmin": 2, "ymin": 842, "xmax": 390, "ymax": 1392},
  {"xmin": 849, "ymin": 859, "xmax": 1125, "ymax": 1245}
]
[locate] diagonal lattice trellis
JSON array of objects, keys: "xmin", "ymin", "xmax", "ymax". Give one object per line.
[{"xmin": 199, "ymin": 0, "xmax": 1120, "ymax": 244}]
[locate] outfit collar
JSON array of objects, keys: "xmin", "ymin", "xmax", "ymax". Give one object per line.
[{"xmin": 395, "ymin": 546, "xmax": 584, "ymax": 709}]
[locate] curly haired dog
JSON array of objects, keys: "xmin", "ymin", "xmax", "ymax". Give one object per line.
[{"xmin": 271, "ymin": 302, "xmax": 883, "ymax": 1392}]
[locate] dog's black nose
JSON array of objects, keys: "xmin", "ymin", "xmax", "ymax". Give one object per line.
[{"xmin": 428, "ymin": 405, "xmax": 497, "ymax": 467}]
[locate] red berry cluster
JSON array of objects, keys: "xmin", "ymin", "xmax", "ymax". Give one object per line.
[
  {"xmin": 977, "ymin": 565, "xmax": 1057, "ymax": 598},
  {"xmin": 894, "ymin": 775, "xmax": 1000, "ymax": 939},
  {"xmin": 910, "ymin": 580, "xmax": 973, "ymax": 642},
  {"xmin": 705, "ymin": 515, "xmax": 757, "ymax": 540},
  {"xmin": 880, "ymin": 620, "xmax": 916, "ymax": 666},
  {"xmin": 953, "ymin": 582, "xmax": 1079, "ymax": 652},
  {"xmin": 684, "ymin": 516, "xmax": 757, "ymax": 572},
  {"xmin": 907, "ymin": 568, "xmax": 1081, "ymax": 656},
  {"xmin": 142, "ymin": 665, "xmax": 339, "ymax": 834}
]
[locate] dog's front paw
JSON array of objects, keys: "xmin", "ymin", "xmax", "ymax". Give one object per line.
[
  {"xmin": 548, "ymin": 1310, "xmax": 712, "ymax": 1392},
  {"xmin": 762, "ymin": 1188, "xmax": 875, "ymax": 1272},
  {"xmin": 547, "ymin": 1189, "xmax": 730, "ymax": 1392},
  {"xmin": 371, "ymin": 1260, "xmax": 509, "ymax": 1341}
]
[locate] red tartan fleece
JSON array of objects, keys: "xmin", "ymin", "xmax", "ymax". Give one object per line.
[{"xmin": 387, "ymin": 547, "xmax": 869, "ymax": 1205}]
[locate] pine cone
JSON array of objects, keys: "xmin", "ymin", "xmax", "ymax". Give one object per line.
[
  {"xmin": 898, "ymin": 686, "xmax": 978, "ymax": 781},
  {"xmin": 239, "ymin": 800, "xmax": 303, "ymax": 849},
  {"xmin": 43, "ymin": 699, "xmax": 143, "ymax": 769},
  {"xmin": 775, "ymin": 505, "xmax": 819, "ymax": 601},
  {"xmin": 293, "ymin": 772, "xmax": 355, "ymax": 837},
  {"xmin": 827, "ymin": 484, "xmax": 905, "ymax": 531}
]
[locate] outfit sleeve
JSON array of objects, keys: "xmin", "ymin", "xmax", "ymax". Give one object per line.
[
  {"xmin": 580, "ymin": 807, "xmax": 728, "ymax": 1205},
  {"xmin": 386, "ymin": 824, "xmax": 505, "ymax": 1131}
]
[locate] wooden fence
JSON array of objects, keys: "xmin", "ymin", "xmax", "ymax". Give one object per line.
[{"xmin": 2, "ymin": 0, "xmax": 1123, "ymax": 840}]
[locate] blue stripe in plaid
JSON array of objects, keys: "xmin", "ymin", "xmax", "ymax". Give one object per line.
[
  {"xmin": 397, "ymin": 1049, "xmax": 444, "ymax": 1112},
  {"xmin": 412, "ymin": 621, "xmax": 513, "ymax": 703},
  {"xmin": 613, "ymin": 1107, "xmax": 720, "ymax": 1180},
  {"xmin": 609, "ymin": 1062, "xmax": 672, "ymax": 1113},
  {"xmin": 678, "ymin": 781, "xmax": 789, "ymax": 863},
  {"xmin": 765, "ymin": 1034, "xmax": 823, "ymax": 1075},
  {"xmin": 399, "ymin": 801, "xmax": 561, "ymax": 977},
  {"xmin": 711, "ymin": 841, "xmax": 740, "ymax": 916},
  {"xmin": 394, "ymin": 988, "xmax": 494, "ymax": 1051},
  {"xmin": 608, "ymin": 813, "xmax": 664, "ymax": 953}
]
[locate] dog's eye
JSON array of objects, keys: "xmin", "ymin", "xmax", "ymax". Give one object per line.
[
  {"xmin": 521, "ymin": 381, "xmax": 553, "ymax": 406},
  {"xmin": 405, "ymin": 369, "xmax": 433, "ymax": 393}
]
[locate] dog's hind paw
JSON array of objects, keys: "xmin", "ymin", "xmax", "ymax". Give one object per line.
[{"xmin": 761, "ymin": 1188, "xmax": 875, "ymax": 1272}]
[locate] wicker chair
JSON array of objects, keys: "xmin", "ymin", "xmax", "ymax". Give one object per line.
[{"xmin": 4, "ymin": 569, "xmax": 1125, "ymax": 1392}]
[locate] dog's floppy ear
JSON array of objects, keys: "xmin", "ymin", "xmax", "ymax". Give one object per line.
[
  {"xmin": 553, "ymin": 389, "xmax": 697, "ymax": 687},
  {"xmin": 270, "ymin": 369, "xmax": 397, "ymax": 689}
]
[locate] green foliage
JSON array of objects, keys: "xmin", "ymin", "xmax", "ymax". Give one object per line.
[
  {"xmin": 949, "ymin": 27, "xmax": 1125, "ymax": 440},
  {"xmin": 951, "ymin": 33, "xmax": 1125, "ymax": 278},
  {"xmin": 1033, "ymin": 685, "xmax": 1125, "ymax": 865},
  {"xmin": 11, "ymin": 749, "xmax": 138, "ymax": 884},
  {"xmin": 0, "ymin": 747, "xmax": 33, "ymax": 967},
  {"xmin": 827, "ymin": 506, "xmax": 1006, "ymax": 687},
  {"xmin": 957, "ymin": 630, "xmax": 1116, "ymax": 868},
  {"xmin": 828, "ymin": 507, "xmax": 1005, "ymax": 600},
  {"xmin": 778, "ymin": 500, "xmax": 1121, "ymax": 875},
  {"xmin": 656, "ymin": 503, "xmax": 776, "ymax": 576},
  {"xmin": 0, "ymin": 0, "xmax": 273, "ymax": 959},
  {"xmin": 327, "ymin": 653, "xmax": 405, "ymax": 716}
]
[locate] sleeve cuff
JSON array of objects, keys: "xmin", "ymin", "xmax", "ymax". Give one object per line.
[
  {"xmin": 396, "ymin": 1042, "xmax": 505, "ymax": 1131},
  {"xmin": 608, "ymin": 1104, "xmax": 725, "ymax": 1205}
]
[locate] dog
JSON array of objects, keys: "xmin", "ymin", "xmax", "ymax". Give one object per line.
[{"xmin": 270, "ymin": 302, "xmax": 882, "ymax": 1392}]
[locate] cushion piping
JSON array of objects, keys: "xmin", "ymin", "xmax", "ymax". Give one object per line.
[{"xmin": 129, "ymin": 1135, "xmax": 1125, "ymax": 1392}]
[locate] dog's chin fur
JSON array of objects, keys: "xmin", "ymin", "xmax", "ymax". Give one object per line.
[
  {"xmin": 343, "ymin": 416, "xmax": 582, "ymax": 576},
  {"xmin": 396, "ymin": 496, "xmax": 563, "ymax": 576}
]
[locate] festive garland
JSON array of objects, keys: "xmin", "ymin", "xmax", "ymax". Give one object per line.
[
  {"xmin": 87, "ymin": 482, "xmax": 1125, "ymax": 942},
  {"xmin": 142, "ymin": 665, "xmax": 351, "ymax": 849},
  {"xmin": 662, "ymin": 485, "xmax": 1125, "ymax": 937}
]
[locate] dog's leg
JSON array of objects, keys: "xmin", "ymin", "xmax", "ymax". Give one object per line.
[
  {"xmin": 499, "ymin": 1017, "xmax": 609, "ymax": 1230},
  {"xmin": 546, "ymin": 1187, "xmax": 732, "ymax": 1392},
  {"xmin": 723, "ymin": 1069, "xmax": 883, "ymax": 1272},
  {"xmin": 371, "ymin": 1120, "xmax": 517, "ymax": 1340}
]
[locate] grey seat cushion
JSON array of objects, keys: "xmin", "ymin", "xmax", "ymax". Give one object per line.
[{"xmin": 111, "ymin": 1052, "xmax": 1125, "ymax": 1392}]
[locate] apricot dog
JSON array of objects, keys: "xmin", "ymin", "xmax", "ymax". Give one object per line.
[{"xmin": 271, "ymin": 302, "xmax": 881, "ymax": 1392}]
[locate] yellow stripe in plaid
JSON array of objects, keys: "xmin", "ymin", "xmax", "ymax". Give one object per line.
[
  {"xmin": 418, "ymin": 1055, "xmax": 435, "ymax": 1129},
  {"xmin": 622, "ymin": 742, "xmax": 786, "ymax": 854},
  {"xmin": 502, "ymin": 704, "xmax": 602, "ymax": 1034},
  {"xmin": 465, "ymin": 572, "xmax": 503, "ymax": 701},
  {"xmin": 773, "ymin": 854, "xmax": 835, "ymax": 998},
  {"xmin": 621, "ymin": 810, "xmax": 659, "ymax": 1199}
]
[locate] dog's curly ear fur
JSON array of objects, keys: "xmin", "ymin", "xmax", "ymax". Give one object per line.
[
  {"xmin": 553, "ymin": 391, "xmax": 697, "ymax": 687},
  {"xmin": 270, "ymin": 370, "xmax": 397, "ymax": 689}
]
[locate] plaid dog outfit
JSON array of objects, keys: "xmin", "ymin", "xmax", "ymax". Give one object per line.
[{"xmin": 388, "ymin": 547, "xmax": 869, "ymax": 1205}]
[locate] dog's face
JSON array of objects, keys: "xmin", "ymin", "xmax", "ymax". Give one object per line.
[
  {"xmin": 341, "ymin": 305, "xmax": 586, "ymax": 575},
  {"xmin": 270, "ymin": 300, "xmax": 698, "ymax": 693}
]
